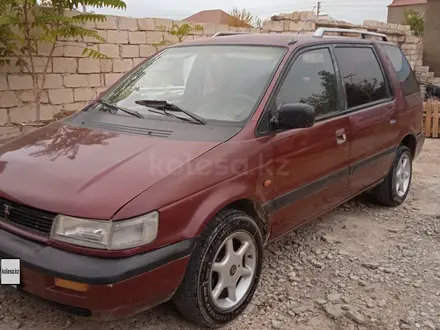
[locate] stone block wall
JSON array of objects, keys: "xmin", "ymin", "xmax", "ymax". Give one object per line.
[
  {"xmin": 0, "ymin": 15, "xmax": 252, "ymax": 124},
  {"xmin": 263, "ymin": 13, "xmax": 439, "ymax": 91},
  {"xmin": 0, "ymin": 11, "xmax": 437, "ymax": 125}
]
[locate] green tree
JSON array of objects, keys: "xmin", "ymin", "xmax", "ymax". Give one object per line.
[
  {"xmin": 0, "ymin": 0, "xmax": 126, "ymax": 120},
  {"xmin": 152, "ymin": 23, "xmax": 203, "ymax": 51},
  {"xmin": 404, "ymin": 9, "xmax": 424, "ymax": 37},
  {"xmin": 169, "ymin": 23, "xmax": 203, "ymax": 43}
]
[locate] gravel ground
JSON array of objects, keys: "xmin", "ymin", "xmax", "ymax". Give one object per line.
[{"xmin": 0, "ymin": 138, "xmax": 439, "ymax": 330}]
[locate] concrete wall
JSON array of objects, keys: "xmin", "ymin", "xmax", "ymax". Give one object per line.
[
  {"xmin": 387, "ymin": 4, "xmax": 426, "ymax": 25},
  {"xmin": 424, "ymin": 0, "xmax": 440, "ymax": 76},
  {"xmin": 0, "ymin": 11, "xmax": 437, "ymax": 125}
]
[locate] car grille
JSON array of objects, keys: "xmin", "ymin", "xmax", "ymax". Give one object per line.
[{"xmin": 0, "ymin": 198, "xmax": 56, "ymax": 235}]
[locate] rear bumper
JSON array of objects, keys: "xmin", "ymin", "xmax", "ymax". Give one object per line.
[
  {"xmin": 415, "ymin": 132, "xmax": 425, "ymax": 159},
  {"xmin": 0, "ymin": 229, "xmax": 194, "ymax": 320}
]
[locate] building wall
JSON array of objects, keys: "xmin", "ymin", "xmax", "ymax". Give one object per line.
[
  {"xmin": 387, "ymin": 4, "xmax": 426, "ymax": 25},
  {"xmin": 424, "ymin": 0, "xmax": 440, "ymax": 76},
  {"xmin": 0, "ymin": 11, "xmax": 436, "ymax": 125}
]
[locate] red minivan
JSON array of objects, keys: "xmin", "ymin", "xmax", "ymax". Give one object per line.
[{"xmin": 0, "ymin": 28, "xmax": 424, "ymax": 327}]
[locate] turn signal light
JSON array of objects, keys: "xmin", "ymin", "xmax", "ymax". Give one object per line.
[{"xmin": 54, "ymin": 278, "xmax": 89, "ymax": 292}]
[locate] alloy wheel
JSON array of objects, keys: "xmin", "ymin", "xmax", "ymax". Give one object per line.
[
  {"xmin": 208, "ymin": 231, "xmax": 257, "ymax": 311},
  {"xmin": 395, "ymin": 152, "xmax": 411, "ymax": 198}
]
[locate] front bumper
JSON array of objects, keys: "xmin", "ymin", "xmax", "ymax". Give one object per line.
[{"xmin": 0, "ymin": 228, "xmax": 194, "ymax": 320}]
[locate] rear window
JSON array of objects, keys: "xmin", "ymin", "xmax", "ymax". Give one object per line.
[
  {"xmin": 382, "ymin": 44, "xmax": 420, "ymax": 96},
  {"xmin": 335, "ymin": 47, "xmax": 390, "ymax": 109}
]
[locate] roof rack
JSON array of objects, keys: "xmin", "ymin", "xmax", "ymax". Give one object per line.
[
  {"xmin": 212, "ymin": 31, "xmax": 251, "ymax": 37},
  {"xmin": 313, "ymin": 27, "xmax": 388, "ymax": 42}
]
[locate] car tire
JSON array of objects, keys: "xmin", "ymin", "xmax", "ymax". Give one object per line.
[
  {"xmin": 173, "ymin": 208, "xmax": 264, "ymax": 328},
  {"xmin": 374, "ymin": 145, "xmax": 412, "ymax": 207}
]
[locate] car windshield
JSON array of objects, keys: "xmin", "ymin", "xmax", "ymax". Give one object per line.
[{"xmin": 100, "ymin": 45, "xmax": 286, "ymax": 124}]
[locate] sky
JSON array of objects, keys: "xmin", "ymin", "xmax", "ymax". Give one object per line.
[{"xmin": 93, "ymin": 0, "xmax": 393, "ymax": 25}]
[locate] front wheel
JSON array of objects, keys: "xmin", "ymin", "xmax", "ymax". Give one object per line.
[
  {"xmin": 173, "ymin": 209, "xmax": 264, "ymax": 328},
  {"xmin": 374, "ymin": 145, "xmax": 413, "ymax": 206}
]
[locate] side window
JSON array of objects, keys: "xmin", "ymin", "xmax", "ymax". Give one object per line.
[
  {"xmin": 335, "ymin": 47, "xmax": 390, "ymax": 109},
  {"xmin": 382, "ymin": 44, "xmax": 420, "ymax": 96},
  {"xmin": 275, "ymin": 48, "xmax": 340, "ymax": 118}
]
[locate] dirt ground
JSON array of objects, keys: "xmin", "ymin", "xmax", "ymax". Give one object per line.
[{"xmin": 0, "ymin": 136, "xmax": 439, "ymax": 330}]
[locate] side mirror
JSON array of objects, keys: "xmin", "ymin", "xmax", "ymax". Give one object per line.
[{"xmin": 272, "ymin": 103, "xmax": 315, "ymax": 130}]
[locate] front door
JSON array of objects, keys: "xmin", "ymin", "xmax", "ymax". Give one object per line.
[
  {"xmin": 265, "ymin": 46, "xmax": 351, "ymax": 238},
  {"xmin": 333, "ymin": 45, "xmax": 399, "ymax": 194}
]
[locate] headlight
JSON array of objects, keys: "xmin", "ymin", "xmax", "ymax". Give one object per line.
[{"xmin": 51, "ymin": 212, "xmax": 159, "ymax": 250}]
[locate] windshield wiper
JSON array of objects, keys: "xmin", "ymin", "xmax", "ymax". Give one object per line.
[
  {"xmin": 147, "ymin": 108, "xmax": 196, "ymax": 124},
  {"xmin": 98, "ymin": 100, "xmax": 144, "ymax": 119},
  {"xmin": 135, "ymin": 100, "xmax": 206, "ymax": 125}
]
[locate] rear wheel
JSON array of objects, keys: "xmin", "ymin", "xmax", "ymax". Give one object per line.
[
  {"xmin": 173, "ymin": 209, "xmax": 263, "ymax": 328},
  {"xmin": 374, "ymin": 145, "xmax": 412, "ymax": 206}
]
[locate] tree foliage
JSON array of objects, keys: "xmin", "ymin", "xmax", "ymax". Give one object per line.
[
  {"xmin": 0, "ymin": 0, "xmax": 126, "ymax": 120},
  {"xmin": 228, "ymin": 7, "xmax": 261, "ymax": 28},
  {"xmin": 29, "ymin": 125, "xmax": 118, "ymax": 160},
  {"xmin": 344, "ymin": 76, "xmax": 386, "ymax": 108},
  {"xmin": 404, "ymin": 9, "xmax": 424, "ymax": 37},
  {"xmin": 153, "ymin": 23, "xmax": 203, "ymax": 50},
  {"xmin": 301, "ymin": 70, "xmax": 338, "ymax": 116},
  {"xmin": 253, "ymin": 17, "xmax": 262, "ymax": 29},
  {"xmin": 169, "ymin": 23, "xmax": 203, "ymax": 43},
  {"xmin": 299, "ymin": 70, "xmax": 386, "ymax": 117}
]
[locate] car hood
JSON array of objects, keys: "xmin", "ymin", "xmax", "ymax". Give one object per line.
[{"xmin": 0, "ymin": 122, "xmax": 220, "ymax": 219}]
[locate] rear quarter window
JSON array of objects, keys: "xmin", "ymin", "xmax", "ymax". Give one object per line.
[{"xmin": 382, "ymin": 44, "xmax": 420, "ymax": 96}]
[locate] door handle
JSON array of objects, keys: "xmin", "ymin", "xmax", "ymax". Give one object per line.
[{"xmin": 336, "ymin": 128, "xmax": 347, "ymax": 145}]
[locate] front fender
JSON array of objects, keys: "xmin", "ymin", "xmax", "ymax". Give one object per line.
[
  {"xmin": 164, "ymin": 181, "xmax": 261, "ymax": 239},
  {"xmin": 162, "ymin": 172, "xmax": 270, "ymax": 249},
  {"xmin": 113, "ymin": 138, "xmax": 274, "ymax": 253},
  {"xmin": 115, "ymin": 170, "xmax": 271, "ymax": 253}
]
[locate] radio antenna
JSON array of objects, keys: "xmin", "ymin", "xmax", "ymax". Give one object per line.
[{"xmin": 290, "ymin": 6, "xmax": 317, "ymax": 43}]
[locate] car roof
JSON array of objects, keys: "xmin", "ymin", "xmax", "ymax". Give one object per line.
[{"xmin": 176, "ymin": 33, "xmax": 391, "ymax": 48}]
